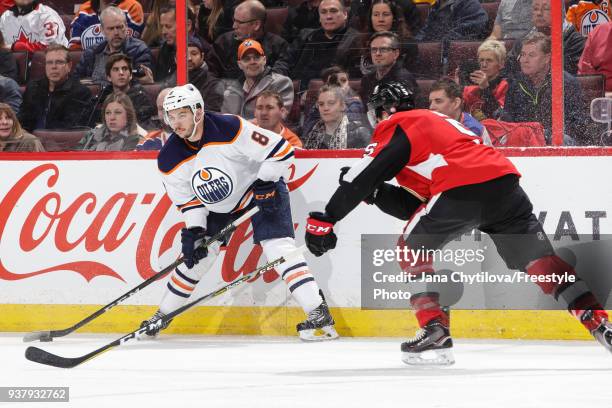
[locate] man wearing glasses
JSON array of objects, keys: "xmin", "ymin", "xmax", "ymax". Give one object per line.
[
  {"xmin": 19, "ymin": 43, "xmax": 91, "ymax": 131},
  {"xmin": 208, "ymin": 0, "xmax": 288, "ymax": 80},
  {"xmin": 359, "ymin": 31, "xmax": 418, "ymax": 108}
]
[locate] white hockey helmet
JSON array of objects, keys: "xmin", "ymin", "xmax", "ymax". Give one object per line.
[{"xmin": 162, "ymin": 83, "xmax": 205, "ymax": 126}]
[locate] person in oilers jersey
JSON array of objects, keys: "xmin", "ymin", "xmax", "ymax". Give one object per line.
[
  {"xmin": 304, "ymin": 81, "xmax": 612, "ymax": 365},
  {"xmin": 141, "ymin": 83, "xmax": 338, "ymax": 342}
]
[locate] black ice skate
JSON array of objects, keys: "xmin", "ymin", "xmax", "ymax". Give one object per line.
[
  {"xmin": 296, "ymin": 296, "xmax": 339, "ymax": 342},
  {"xmin": 588, "ymin": 317, "xmax": 612, "ymax": 355},
  {"xmin": 401, "ymin": 319, "xmax": 454, "ymax": 366},
  {"xmin": 140, "ymin": 310, "xmax": 172, "ymax": 338}
]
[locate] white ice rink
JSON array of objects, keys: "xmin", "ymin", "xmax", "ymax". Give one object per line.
[{"xmin": 3, "ymin": 334, "xmax": 611, "ymax": 407}]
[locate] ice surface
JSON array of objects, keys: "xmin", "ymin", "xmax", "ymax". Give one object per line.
[{"xmin": 3, "ymin": 334, "xmax": 611, "ymax": 407}]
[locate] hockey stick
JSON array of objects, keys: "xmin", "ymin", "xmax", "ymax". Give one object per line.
[
  {"xmin": 23, "ymin": 206, "xmax": 259, "ymax": 343},
  {"xmin": 25, "ymin": 245, "xmax": 305, "ymax": 368}
]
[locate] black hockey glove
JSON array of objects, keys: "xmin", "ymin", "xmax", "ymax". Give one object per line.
[
  {"xmin": 305, "ymin": 212, "xmax": 337, "ymax": 257},
  {"xmin": 339, "ymin": 166, "xmax": 378, "ymax": 205},
  {"xmin": 253, "ymin": 179, "xmax": 277, "ymax": 215},
  {"xmin": 181, "ymin": 226, "xmax": 208, "ymax": 269}
]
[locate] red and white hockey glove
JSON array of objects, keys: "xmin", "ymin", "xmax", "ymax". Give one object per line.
[{"xmin": 305, "ymin": 212, "xmax": 337, "ymax": 257}]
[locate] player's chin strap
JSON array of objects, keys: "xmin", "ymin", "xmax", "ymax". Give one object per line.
[{"xmin": 188, "ymin": 109, "xmax": 204, "ymax": 142}]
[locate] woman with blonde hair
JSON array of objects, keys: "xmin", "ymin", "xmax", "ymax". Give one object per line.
[
  {"xmin": 0, "ymin": 103, "xmax": 44, "ymax": 152},
  {"xmin": 462, "ymin": 39, "xmax": 509, "ymax": 120},
  {"xmin": 79, "ymin": 92, "xmax": 141, "ymax": 151},
  {"xmin": 197, "ymin": 0, "xmax": 230, "ymax": 44}
]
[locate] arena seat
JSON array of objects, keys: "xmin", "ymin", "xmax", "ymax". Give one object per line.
[
  {"xmin": 150, "ymin": 47, "xmax": 160, "ymax": 67},
  {"xmin": 33, "ymin": 129, "xmax": 88, "ymax": 151},
  {"xmin": 415, "ymin": 79, "xmax": 436, "ymax": 109},
  {"xmin": 447, "ymin": 41, "xmax": 481, "ymax": 75},
  {"xmin": 481, "ymin": 2, "xmax": 500, "ymax": 38},
  {"xmin": 576, "ymin": 74, "xmax": 606, "ymax": 104},
  {"xmin": 265, "ymin": 7, "xmax": 288, "ymax": 36},
  {"xmin": 412, "ymin": 42, "xmax": 443, "ymax": 79},
  {"xmin": 13, "ymin": 51, "xmax": 28, "ymax": 84},
  {"xmin": 143, "ymin": 83, "xmax": 163, "ymax": 104}
]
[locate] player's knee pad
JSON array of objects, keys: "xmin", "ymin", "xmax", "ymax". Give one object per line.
[{"xmin": 261, "ymin": 237, "xmax": 314, "ymax": 288}]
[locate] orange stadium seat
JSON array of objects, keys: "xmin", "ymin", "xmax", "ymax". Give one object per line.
[
  {"xmin": 265, "ymin": 7, "xmax": 288, "ymax": 36},
  {"xmin": 33, "ymin": 129, "xmax": 88, "ymax": 151}
]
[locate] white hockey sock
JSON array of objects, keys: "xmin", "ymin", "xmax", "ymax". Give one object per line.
[
  {"xmin": 261, "ymin": 237, "xmax": 323, "ymax": 313},
  {"xmin": 158, "ymin": 242, "xmax": 221, "ymax": 315}
]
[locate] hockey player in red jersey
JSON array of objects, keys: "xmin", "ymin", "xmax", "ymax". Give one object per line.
[{"xmin": 305, "ymin": 81, "xmax": 612, "ymax": 365}]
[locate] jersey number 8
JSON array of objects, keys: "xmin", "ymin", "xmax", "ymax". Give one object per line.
[{"xmin": 251, "ymin": 131, "xmax": 270, "ymax": 146}]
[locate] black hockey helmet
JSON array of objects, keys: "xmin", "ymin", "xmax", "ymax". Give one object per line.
[{"xmin": 367, "ymin": 80, "xmax": 416, "ymax": 121}]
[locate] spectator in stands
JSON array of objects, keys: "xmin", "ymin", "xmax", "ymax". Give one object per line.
[
  {"xmin": 142, "ymin": 6, "xmax": 176, "ymax": 82},
  {"xmin": 0, "ymin": 31, "xmax": 18, "ymax": 82},
  {"xmin": 429, "ymin": 78, "xmax": 490, "ymax": 142},
  {"xmin": 566, "ymin": 0, "xmax": 611, "ymax": 37},
  {"xmin": 462, "ymin": 39, "xmax": 508, "ymax": 120},
  {"xmin": 302, "ymin": 85, "xmax": 371, "ymax": 149},
  {"xmin": 360, "ymin": 0, "xmax": 419, "ymax": 74},
  {"xmin": 162, "ymin": 37, "xmax": 224, "ymax": 112},
  {"xmin": 303, "ymin": 65, "xmax": 367, "ymax": 137},
  {"xmin": 502, "ymin": 32, "xmax": 589, "ymax": 144},
  {"xmin": 20, "ymin": 44, "xmax": 92, "ymax": 131},
  {"xmin": 359, "ymin": 32, "xmax": 418, "ymax": 107},
  {"xmin": 0, "ymin": 103, "xmax": 44, "ymax": 151},
  {"xmin": 79, "ymin": 92, "xmax": 140, "ymax": 150},
  {"xmin": 0, "ymin": 74, "xmax": 22, "ymax": 114},
  {"xmin": 87, "ymin": 53, "xmax": 156, "ymax": 128},
  {"xmin": 198, "ymin": 0, "xmax": 239, "ymax": 45},
  {"xmin": 273, "ymin": 0, "xmax": 362, "ymax": 87},
  {"xmin": 507, "ymin": 0, "xmax": 585, "ymax": 75},
  {"xmin": 141, "ymin": 0, "xmax": 172, "ymax": 46},
  {"xmin": 490, "ymin": 0, "xmax": 533, "ymax": 40},
  {"xmin": 253, "ymin": 90, "xmax": 303, "ymax": 148},
  {"xmin": 208, "ymin": 0, "xmax": 288, "ymax": 80},
  {"xmin": 137, "ymin": 87, "xmax": 171, "ymax": 150},
  {"xmin": 74, "ymin": 6, "xmax": 153, "ymax": 86},
  {"xmin": 579, "ymin": 21, "xmax": 612, "ymax": 93},
  {"xmin": 70, "ymin": 0, "xmax": 145, "ymax": 50},
  {"xmin": 0, "ymin": 0, "xmax": 68, "ymax": 52},
  {"xmin": 283, "ymin": 0, "xmax": 322, "ymax": 44},
  {"xmin": 350, "ymin": 0, "xmax": 421, "ymax": 35},
  {"xmin": 415, "ymin": 0, "xmax": 488, "ymax": 41},
  {"xmin": 223, "ymin": 39, "xmax": 293, "ymax": 119}
]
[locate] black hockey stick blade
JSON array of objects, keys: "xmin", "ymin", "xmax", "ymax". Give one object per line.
[
  {"xmin": 22, "ymin": 206, "xmax": 259, "ymax": 343},
  {"xmin": 24, "ymin": 245, "xmax": 304, "ymax": 368}
]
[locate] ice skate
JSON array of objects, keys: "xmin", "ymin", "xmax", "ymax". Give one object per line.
[
  {"xmin": 401, "ymin": 319, "xmax": 454, "ymax": 366},
  {"xmin": 140, "ymin": 310, "xmax": 172, "ymax": 338},
  {"xmin": 296, "ymin": 298, "xmax": 339, "ymax": 342},
  {"xmin": 583, "ymin": 311, "xmax": 612, "ymax": 354}
]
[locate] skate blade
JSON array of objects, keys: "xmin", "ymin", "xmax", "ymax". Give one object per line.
[
  {"xmin": 401, "ymin": 349, "xmax": 455, "ymax": 366},
  {"xmin": 299, "ymin": 325, "xmax": 340, "ymax": 342}
]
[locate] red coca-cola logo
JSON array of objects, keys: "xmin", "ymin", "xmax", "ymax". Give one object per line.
[{"xmin": 0, "ymin": 162, "xmax": 318, "ymax": 285}]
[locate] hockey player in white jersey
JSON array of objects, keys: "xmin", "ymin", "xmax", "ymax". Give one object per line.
[
  {"xmin": 0, "ymin": 0, "xmax": 68, "ymax": 52},
  {"xmin": 141, "ymin": 83, "xmax": 338, "ymax": 341}
]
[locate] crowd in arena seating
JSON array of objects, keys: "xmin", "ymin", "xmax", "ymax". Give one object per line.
[{"xmin": 0, "ymin": 0, "xmax": 611, "ymax": 152}]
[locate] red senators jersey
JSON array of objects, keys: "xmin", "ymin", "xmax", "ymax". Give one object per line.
[
  {"xmin": 325, "ymin": 109, "xmax": 520, "ymax": 222},
  {"xmin": 566, "ymin": 1, "xmax": 612, "ymax": 36},
  {"xmin": 369, "ymin": 109, "xmax": 519, "ymax": 196}
]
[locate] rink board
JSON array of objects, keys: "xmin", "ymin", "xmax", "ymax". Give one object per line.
[{"xmin": 1, "ymin": 149, "xmax": 611, "ymax": 339}]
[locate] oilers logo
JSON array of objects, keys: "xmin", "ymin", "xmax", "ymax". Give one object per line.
[
  {"xmin": 191, "ymin": 167, "xmax": 234, "ymax": 204},
  {"xmin": 580, "ymin": 9, "xmax": 610, "ymax": 36},
  {"xmin": 81, "ymin": 24, "xmax": 105, "ymax": 49}
]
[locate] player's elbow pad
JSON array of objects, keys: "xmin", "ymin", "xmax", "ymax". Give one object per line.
[{"xmin": 372, "ymin": 183, "xmax": 423, "ymax": 221}]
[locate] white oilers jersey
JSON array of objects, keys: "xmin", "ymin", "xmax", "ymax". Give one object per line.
[
  {"xmin": 157, "ymin": 112, "xmax": 294, "ymax": 228},
  {"xmin": 0, "ymin": 4, "xmax": 68, "ymax": 50}
]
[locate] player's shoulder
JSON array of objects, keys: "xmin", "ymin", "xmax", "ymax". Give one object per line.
[
  {"xmin": 157, "ymin": 133, "xmax": 197, "ymax": 174},
  {"xmin": 202, "ymin": 112, "xmax": 245, "ymax": 146}
]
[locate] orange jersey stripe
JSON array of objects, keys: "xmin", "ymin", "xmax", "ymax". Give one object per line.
[
  {"xmin": 171, "ymin": 275, "xmax": 195, "ymax": 292},
  {"xmin": 284, "ymin": 270, "xmax": 310, "ymax": 284},
  {"xmin": 273, "ymin": 143, "xmax": 293, "ymax": 159}
]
